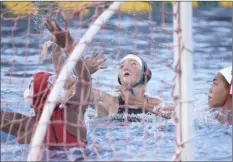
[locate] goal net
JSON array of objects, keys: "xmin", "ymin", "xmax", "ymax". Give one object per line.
[{"xmin": 1, "ymin": 1, "xmax": 193, "ymax": 161}]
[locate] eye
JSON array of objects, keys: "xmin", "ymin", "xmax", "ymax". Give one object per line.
[
  {"xmin": 132, "ymin": 62, "xmax": 136, "ymax": 66},
  {"xmin": 120, "ymin": 65, "xmax": 124, "ymax": 69}
]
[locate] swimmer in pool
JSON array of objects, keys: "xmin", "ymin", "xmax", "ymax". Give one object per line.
[
  {"xmin": 208, "ymin": 66, "xmax": 232, "ymax": 126},
  {"xmin": 1, "ymin": 64, "xmax": 91, "ymax": 149},
  {"xmin": 44, "ymin": 19, "xmax": 174, "ymax": 120},
  {"xmin": 0, "ymin": 34, "xmax": 106, "ymax": 149},
  {"xmin": 0, "ymin": 19, "xmax": 174, "ymax": 149}
]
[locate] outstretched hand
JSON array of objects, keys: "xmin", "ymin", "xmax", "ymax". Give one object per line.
[
  {"xmin": 45, "ymin": 19, "xmax": 107, "ymax": 75},
  {"xmin": 153, "ymin": 104, "xmax": 175, "ymax": 119},
  {"xmin": 118, "ymin": 85, "xmax": 174, "ymax": 119},
  {"xmin": 44, "ymin": 19, "xmax": 74, "ymax": 55},
  {"xmin": 75, "ymin": 48, "xmax": 107, "ymax": 76},
  {"xmin": 84, "ymin": 48, "xmax": 107, "ymax": 74}
]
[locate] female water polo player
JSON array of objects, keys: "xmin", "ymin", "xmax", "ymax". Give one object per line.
[
  {"xmin": 208, "ymin": 66, "xmax": 232, "ymax": 125},
  {"xmin": 45, "ymin": 19, "xmax": 174, "ymax": 120}
]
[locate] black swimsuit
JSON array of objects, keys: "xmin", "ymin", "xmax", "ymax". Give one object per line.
[
  {"xmin": 117, "ymin": 97, "xmax": 143, "ymax": 114},
  {"xmin": 113, "ymin": 97, "xmax": 146, "ymax": 122}
]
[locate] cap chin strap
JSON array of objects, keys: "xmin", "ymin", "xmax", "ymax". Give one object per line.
[
  {"xmin": 129, "ymin": 75, "xmax": 145, "ymax": 95},
  {"xmin": 128, "ymin": 62, "xmax": 147, "ymax": 95}
]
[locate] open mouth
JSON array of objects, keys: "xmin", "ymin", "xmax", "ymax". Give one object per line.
[{"xmin": 124, "ymin": 72, "xmax": 130, "ymax": 77}]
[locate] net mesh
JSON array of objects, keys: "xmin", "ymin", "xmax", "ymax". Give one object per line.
[{"xmin": 1, "ymin": 2, "xmax": 181, "ymax": 161}]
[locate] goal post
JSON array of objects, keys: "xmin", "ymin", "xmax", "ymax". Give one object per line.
[
  {"xmin": 172, "ymin": 2, "xmax": 194, "ymax": 161},
  {"xmin": 27, "ymin": 2, "xmax": 124, "ymax": 161}
]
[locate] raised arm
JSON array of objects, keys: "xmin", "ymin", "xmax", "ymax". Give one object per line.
[
  {"xmin": 40, "ymin": 41, "xmax": 66, "ymax": 76},
  {"xmin": 44, "ymin": 19, "xmax": 107, "ymax": 91},
  {"xmin": 44, "ymin": 19, "xmax": 74, "ymax": 56},
  {"xmin": 64, "ymin": 59, "xmax": 92, "ymax": 140}
]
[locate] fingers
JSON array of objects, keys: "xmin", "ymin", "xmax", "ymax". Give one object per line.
[
  {"xmin": 47, "ymin": 20, "xmax": 56, "ymax": 32},
  {"xmin": 99, "ymin": 66, "xmax": 107, "ymax": 69},
  {"xmin": 94, "ymin": 50, "xmax": 104, "ymax": 60},
  {"xmin": 45, "ymin": 19, "xmax": 63, "ymax": 33},
  {"xmin": 95, "ymin": 58, "xmax": 107, "ymax": 67},
  {"xmin": 47, "ymin": 20, "xmax": 55, "ymax": 30},
  {"xmin": 52, "ymin": 19, "xmax": 63, "ymax": 31},
  {"xmin": 90, "ymin": 49, "xmax": 105, "ymax": 61},
  {"xmin": 44, "ymin": 20, "xmax": 54, "ymax": 33},
  {"xmin": 162, "ymin": 105, "xmax": 175, "ymax": 111},
  {"xmin": 92, "ymin": 50, "xmax": 107, "ymax": 66},
  {"xmin": 90, "ymin": 48, "xmax": 97, "ymax": 59}
]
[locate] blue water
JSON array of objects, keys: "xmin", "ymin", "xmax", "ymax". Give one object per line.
[{"xmin": 1, "ymin": 6, "xmax": 232, "ymax": 161}]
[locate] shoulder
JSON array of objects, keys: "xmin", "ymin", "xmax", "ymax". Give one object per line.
[{"xmin": 89, "ymin": 88, "xmax": 118, "ymax": 115}]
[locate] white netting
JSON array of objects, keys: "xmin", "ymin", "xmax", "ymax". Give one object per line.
[{"xmin": 1, "ymin": 1, "xmax": 184, "ymax": 161}]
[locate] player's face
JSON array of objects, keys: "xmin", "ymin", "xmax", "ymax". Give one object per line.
[
  {"xmin": 208, "ymin": 73, "xmax": 228, "ymax": 108},
  {"xmin": 119, "ymin": 59, "xmax": 142, "ymax": 88}
]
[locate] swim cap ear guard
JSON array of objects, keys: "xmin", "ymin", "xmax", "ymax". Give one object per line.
[
  {"xmin": 24, "ymin": 88, "xmax": 33, "ymax": 107},
  {"xmin": 118, "ymin": 57, "xmax": 152, "ymax": 87},
  {"xmin": 140, "ymin": 59, "xmax": 152, "ymax": 85}
]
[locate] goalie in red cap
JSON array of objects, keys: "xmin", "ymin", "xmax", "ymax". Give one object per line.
[
  {"xmin": 1, "ymin": 38, "xmax": 107, "ymax": 149},
  {"xmin": 1, "ymin": 57, "xmax": 95, "ymax": 149}
]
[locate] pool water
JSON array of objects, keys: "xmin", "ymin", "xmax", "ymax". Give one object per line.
[{"xmin": 1, "ymin": 6, "xmax": 232, "ymax": 161}]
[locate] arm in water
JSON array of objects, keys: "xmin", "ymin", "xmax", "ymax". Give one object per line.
[{"xmin": 0, "ymin": 110, "xmax": 37, "ymax": 144}]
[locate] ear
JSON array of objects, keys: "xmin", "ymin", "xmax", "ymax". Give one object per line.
[{"xmin": 141, "ymin": 60, "xmax": 152, "ymax": 84}]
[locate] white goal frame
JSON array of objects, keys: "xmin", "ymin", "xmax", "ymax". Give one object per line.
[
  {"xmin": 173, "ymin": 2, "xmax": 194, "ymax": 161},
  {"xmin": 27, "ymin": 1, "xmax": 194, "ymax": 161}
]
